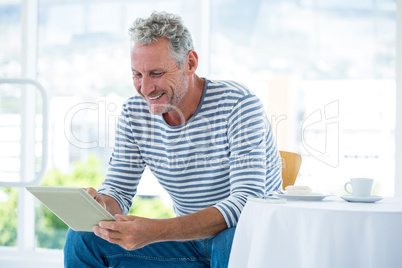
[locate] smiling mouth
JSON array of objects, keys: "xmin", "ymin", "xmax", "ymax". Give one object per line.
[{"xmin": 148, "ymin": 93, "xmax": 164, "ymax": 100}]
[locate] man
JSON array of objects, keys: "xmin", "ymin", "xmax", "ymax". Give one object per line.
[{"xmin": 64, "ymin": 11, "xmax": 282, "ymax": 267}]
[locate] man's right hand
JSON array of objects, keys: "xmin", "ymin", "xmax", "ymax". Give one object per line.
[
  {"xmin": 84, "ymin": 187, "xmax": 106, "ymax": 209},
  {"xmin": 83, "ymin": 187, "xmax": 123, "ymax": 216}
]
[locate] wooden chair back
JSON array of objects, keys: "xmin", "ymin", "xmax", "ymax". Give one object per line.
[{"xmin": 279, "ymin": 151, "xmax": 302, "ymax": 190}]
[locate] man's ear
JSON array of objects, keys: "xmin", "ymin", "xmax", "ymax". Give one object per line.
[{"xmin": 185, "ymin": 50, "xmax": 198, "ymax": 75}]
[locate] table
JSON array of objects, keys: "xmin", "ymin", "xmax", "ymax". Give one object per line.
[{"xmin": 228, "ymin": 196, "xmax": 402, "ymax": 268}]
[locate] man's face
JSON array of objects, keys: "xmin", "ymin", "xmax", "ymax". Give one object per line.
[{"xmin": 131, "ymin": 38, "xmax": 188, "ymax": 115}]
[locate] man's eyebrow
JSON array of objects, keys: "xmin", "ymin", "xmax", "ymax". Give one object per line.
[{"xmin": 131, "ymin": 68, "xmax": 164, "ymax": 73}]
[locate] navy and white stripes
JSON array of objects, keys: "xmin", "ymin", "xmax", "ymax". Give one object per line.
[{"xmin": 98, "ymin": 79, "xmax": 282, "ymax": 228}]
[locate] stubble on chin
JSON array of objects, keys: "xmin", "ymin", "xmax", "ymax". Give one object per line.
[{"xmin": 146, "ymin": 72, "xmax": 189, "ymax": 115}]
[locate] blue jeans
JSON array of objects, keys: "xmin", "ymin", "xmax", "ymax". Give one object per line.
[{"xmin": 64, "ymin": 227, "xmax": 236, "ymax": 268}]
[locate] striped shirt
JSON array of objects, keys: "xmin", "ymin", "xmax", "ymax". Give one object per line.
[{"xmin": 98, "ymin": 79, "xmax": 282, "ymax": 228}]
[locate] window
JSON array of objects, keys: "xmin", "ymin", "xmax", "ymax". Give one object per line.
[
  {"xmin": 210, "ymin": 0, "xmax": 396, "ymax": 196},
  {"xmin": 1, "ymin": 1, "xmax": 209, "ymax": 265}
]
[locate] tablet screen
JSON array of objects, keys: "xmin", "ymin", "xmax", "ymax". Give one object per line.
[{"xmin": 26, "ymin": 186, "xmax": 116, "ymax": 232}]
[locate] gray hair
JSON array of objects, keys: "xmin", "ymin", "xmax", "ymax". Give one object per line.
[{"xmin": 129, "ymin": 11, "xmax": 194, "ymax": 69}]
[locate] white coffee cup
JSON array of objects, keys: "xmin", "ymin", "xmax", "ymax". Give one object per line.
[{"xmin": 344, "ymin": 178, "xmax": 374, "ymax": 197}]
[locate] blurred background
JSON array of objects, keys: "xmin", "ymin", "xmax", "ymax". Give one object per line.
[{"xmin": 0, "ymin": 0, "xmax": 400, "ymax": 266}]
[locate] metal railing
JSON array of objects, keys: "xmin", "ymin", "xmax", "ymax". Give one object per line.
[{"xmin": 0, "ymin": 78, "xmax": 48, "ymax": 187}]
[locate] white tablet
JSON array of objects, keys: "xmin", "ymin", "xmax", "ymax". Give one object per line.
[{"xmin": 26, "ymin": 186, "xmax": 116, "ymax": 232}]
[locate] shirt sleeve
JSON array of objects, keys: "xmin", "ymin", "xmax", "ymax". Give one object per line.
[
  {"xmin": 213, "ymin": 94, "xmax": 282, "ymax": 228},
  {"xmin": 97, "ymin": 102, "xmax": 146, "ymax": 215}
]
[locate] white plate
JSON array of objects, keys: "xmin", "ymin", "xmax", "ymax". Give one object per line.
[
  {"xmin": 340, "ymin": 195, "xmax": 383, "ymax": 203},
  {"xmin": 274, "ymin": 192, "xmax": 327, "ymax": 201}
]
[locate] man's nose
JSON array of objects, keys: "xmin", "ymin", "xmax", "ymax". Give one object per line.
[{"xmin": 140, "ymin": 75, "xmax": 154, "ymax": 96}]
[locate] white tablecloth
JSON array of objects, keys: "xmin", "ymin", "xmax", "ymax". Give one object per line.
[{"xmin": 228, "ymin": 197, "xmax": 402, "ymax": 268}]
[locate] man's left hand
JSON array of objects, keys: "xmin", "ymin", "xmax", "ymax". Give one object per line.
[{"xmin": 93, "ymin": 215, "xmax": 160, "ymax": 251}]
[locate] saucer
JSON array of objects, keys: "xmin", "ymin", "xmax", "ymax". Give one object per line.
[
  {"xmin": 340, "ymin": 195, "xmax": 383, "ymax": 203},
  {"xmin": 274, "ymin": 192, "xmax": 327, "ymax": 201}
]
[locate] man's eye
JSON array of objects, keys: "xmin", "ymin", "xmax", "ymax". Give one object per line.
[
  {"xmin": 133, "ymin": 73, "xmax": 142, "ymax": 79},
  {"xmin": 151, "ymin": 72, "xmax": 164, "ymax": 77}
]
